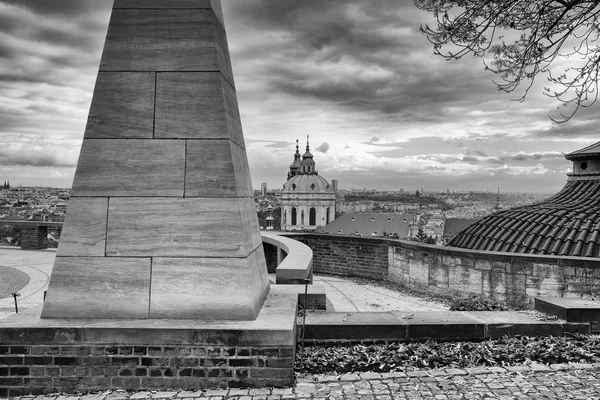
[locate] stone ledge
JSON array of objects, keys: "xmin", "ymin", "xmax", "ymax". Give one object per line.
[
  {"xmin": 535, "ymin": 296, "xmax": 600, "ymax": 326},
  {"xmin": 301, "ymin": 310, "xmax": 590, "ymax": 342}
]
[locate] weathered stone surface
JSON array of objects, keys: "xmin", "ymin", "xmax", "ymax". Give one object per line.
[
  {"xmin": 71, "ymin": 139, "xmax": 185, "ymax": 197},
  {"xmin": 185, "ymin": 140, "xmax": 252, "ymax": 198},
  {"xmin": 41, "ymin": 257, "xmax": 152, "ymax": 319},
  {"xmin": 105, "ymin": 197, "xmax": 261, "ymax": 258},
  {"xmin": 56, "ymin": 197, "xmax": 108, "ymax": 257},
  {"xmin": 149, "ymin": 248, "xmax": 269, "ymax": 320},
  {"xmin": 113, "ymin": 0, "xmax": 225, "ymax": 29},
  {"xmin": 41, "ymin": 0, "xmax": 269, "ymax": 323},
  {"xmin": 84, "ymin": 72, "xmax": 155, "ymax": 139},
  {"xmin": 154, "ymin": 73, "xmax": 242, "ymax": 146},
  {"xmin": 100, "ymin": 9, "xmax": 233, "ymax": 85}
]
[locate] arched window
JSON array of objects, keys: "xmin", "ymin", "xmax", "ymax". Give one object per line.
[
  {"xmin": 291, "ymin": 207, "xmax": 297, "ymax": 226},
  {"xmin": 326, "ymin": 207, "xmax": 330, "ymax": 225},
  {"xmin": 309, "ymin": 207, "xmax": 316, "ymax": 225}
]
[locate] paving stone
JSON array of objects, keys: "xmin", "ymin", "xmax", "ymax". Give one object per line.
[
  {"xmin": 150, "ymin": 393, "xmax": 179, "ymax": 400},
  {"xmin": 316, "ymin": 375, "xmax": 339, "ymax": 383},
  {"xmin": 529, "ymin": 363, "xmax": 551, "ymax": 371},
  {"xmin": 570, "ymin": 362, "xmax": 596, "ymax": 369},
  {"xmin": 130, "ymin": 393, "xmax": 152, "ymax": 400},
  {"xmin": 248, "ymin": 389, "xmax": 271, "ymax": 396},
  {"xmin": 228, "ymin": 390, "xmax": 250, "ymax": 396},
  {"xmin": 340, "ymin": 373, "xmax": 361, "ymax": 381},
  {"xmin": 294, "ymin": 383, "xmax": 317, "ymax": 394},
  {"xmin": 270, "ymin": 388, "xmax": 293, "ymax": 395},
  {"xmin": 359, "ymin": 372, "xmax": 381, "ymax": 380}
]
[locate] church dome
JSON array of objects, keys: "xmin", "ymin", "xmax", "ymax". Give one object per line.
[
  {"xmin": 448, "ymin": 141, "xmax": 600, "ymax": 257},
  {"xmin": 282, "ymin": 174, "xmax": 334, "ymax": 194}
]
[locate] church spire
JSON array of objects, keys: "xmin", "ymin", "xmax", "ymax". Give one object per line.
[
  {"xmin": 287, "ymin": 139, "xmax": 302, "ymax": 179},
  {"xmin": 301, "ymin": 135, "xmax": 316, "ymax": 174}
]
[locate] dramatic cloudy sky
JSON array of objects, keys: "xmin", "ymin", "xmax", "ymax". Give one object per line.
[{"xmin": 0, "ymin": 0, "xmax": 597, "ymax": 192}]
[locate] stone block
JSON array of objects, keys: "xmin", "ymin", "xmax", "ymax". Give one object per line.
[
  {"xmin": 113, "ymin": 0, "xmax": 225, "ymax": 38},
  {"xmin": 448, "ymin": 265, "xmax": 482, "ymax": 294},
  {"xmin": 71, "ymin": 139, "xmax": 186, "ymax": 197},
  {"xmin": 535, "ymin": 296, "xmax": 600, "ymax": 323},
  {"xmin": 303, "ymin": 312, "xmax": 407, "ymax": 341},
  {"xmin": 185, "ymin": 140, "xmax": 252, "ymax": 198},
  {"xmin": 155, "ymin": 72, "xmax": 243, "ymax": 146},
  {"xmin": 106, "ymin": 197, "xmax": 262, "ymax": 258},
  {"xmin": 85, "ymin": 72, "xmax": 155, "ymax": 139},
  {"xmin": 402, "ymin": 312, "xmax": 485, "ymax": 340},
  {"xmin": 100, "ymin": 9, "xmax": 233, "ymax": 85},
  {"xmin": 56, "ymin": 197, "xmax": 108, "ymax": 257},
  {"xmin": 41, "ymin": 257, "xmax": 151, "ymax": 319},
  {"xmin": 149, "ymin": 248, "xmax": 269, "ymax": 320}
]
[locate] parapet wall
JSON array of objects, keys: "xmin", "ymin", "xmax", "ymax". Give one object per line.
[{"xmin": 287, "ymin": 234, "xmax": 600, "ymax": 308}]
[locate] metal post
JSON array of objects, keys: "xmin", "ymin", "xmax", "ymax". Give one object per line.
[
  {"xmin": 11, "ymin": 292, "xmax": 20, "ymax": 313},
  {"xmin": 299, "ymin": 278, "xmax": 310, "ymax": 369}
]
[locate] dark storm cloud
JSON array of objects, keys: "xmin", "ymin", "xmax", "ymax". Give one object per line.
[
  {"xmin": 462, "ymin": 156, "xmax": 479, "ymax": 163},
  {"xmin": 466, "ymin": 150, "xmax": 488, "ymax": 157},
  {"xmin": 0, "ymin": 0, "xmax": 111, "ymax": 87},
  {"xmin": 502, "ymin": 152, "xmax": 563, "ymax": 162},
  {"xmin": 315, "ymin": 143, "xmax": 330, "ymax": 153},
  {"xmin": 0, "ymin": 149, "xmax": 75, "ymax": 168},
  {"xmin": 1, "ymin": 0, "xmax": 110, "ymax": 17},
  {"xmin": 225, "ymin": 0, "xmax": 491, "ymax": 123}
]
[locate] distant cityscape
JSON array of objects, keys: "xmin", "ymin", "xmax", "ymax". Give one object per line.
[
  {"xmin": 0, "ymin": 181, "xmax": 552, "ymax": 247},
  {"xmin": 256, "ymin": 182, "xmax": 551, "ymax": 244}
]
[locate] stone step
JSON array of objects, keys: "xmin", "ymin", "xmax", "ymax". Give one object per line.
[
  {"xmin": 300, "ymin": 310, "xmax": 590, "ymax": 343},
  {"xmin": 535, "ymin": 296, "xmax": 600, "ymax": 332}
]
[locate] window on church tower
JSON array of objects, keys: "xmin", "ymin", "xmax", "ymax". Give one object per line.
[
  {"xmin": 309, "ymin": 208, "xmax": 316, "ymax": 225},
  {"xmin": 291, "ymin": 207, "xmax": 297, "ymax": 226}
]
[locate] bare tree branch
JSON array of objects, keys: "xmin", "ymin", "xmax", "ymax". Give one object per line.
[{"xmin": 415, "ymin": 0, "xmax": 600, "ymax": 123}]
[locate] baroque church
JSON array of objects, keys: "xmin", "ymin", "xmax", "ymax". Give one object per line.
[{"xmin": 280, "ymin": 137, "xmax": 336, "ymax": 231}]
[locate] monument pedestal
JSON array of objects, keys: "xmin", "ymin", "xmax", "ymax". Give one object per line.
[
  {"xmin": 0, "ymin": 287, "xmax": 296, "ymax": 397},
  {"xmin": 0, "ymin": 1, "xmax": 298, "ymax": 395}
]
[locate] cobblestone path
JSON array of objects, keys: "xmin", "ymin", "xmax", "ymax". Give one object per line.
[{"xmin": 9, "ymin": 364, "xmax": 600, "ymax": 400}]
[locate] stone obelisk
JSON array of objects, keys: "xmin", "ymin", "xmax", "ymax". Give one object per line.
[{"xmin": 41, "ymin": 0, "xmax": 270, "ymax": 320}]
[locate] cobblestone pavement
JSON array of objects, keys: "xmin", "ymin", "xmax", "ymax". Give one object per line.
[{"xmin": 8, "ymin": 364, "xmax": 600, "ymax": 400}]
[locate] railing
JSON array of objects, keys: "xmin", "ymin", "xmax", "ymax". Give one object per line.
[{"xmin": 261, "ymin": 231, "xmax": 313, "ymax": 284}]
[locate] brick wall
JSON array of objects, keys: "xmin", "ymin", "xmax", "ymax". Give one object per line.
[
  {"xmin": 0, "ymin": 344, "xmax": 293, "ymax": 397},
  {"xmin": 290, "ymin": 235, "xmax": 389, "ymax": 280},
  {"xmin": 20, "ymin": 226, "xmax": 48, "ymax": 250},
  {"xmin": 286, "ymin": 234, "xmax": 600, "ymax": 308}
]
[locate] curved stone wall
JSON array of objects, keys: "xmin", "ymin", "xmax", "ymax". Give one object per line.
[{"xmin": 286, "ymin": 234, "xmax": 600, "ymax": 308}]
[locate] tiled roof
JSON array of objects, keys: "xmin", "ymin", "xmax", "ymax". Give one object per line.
[
  {"xmin": 447, "ymin": 180, "xmax": 600, "ymax": 257},
  {"xmin": 443, "ymin": 218, "xmax": 479, "ymax": 239},
  {"xmin": 322, "ymin": 213, "xmax": 414, "ymax": 238},
  {"xmin": 565, "ymin": 140, "xmax": 600, "ymax": 159}
]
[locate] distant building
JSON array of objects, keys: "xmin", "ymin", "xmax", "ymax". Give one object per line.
[
  {"xmin": 331, "ymin": 179, "xmax": 339, "ymax": 191},
  {"xmin": 320, "ymin": 212, "xmax": 425, "ymax": 239},
  {"xmin": 261, "ymin": 182, "xmax": 268, "ymax": 197},
  {"xmin": 281, "ymin": 137, "xmax": 335, "ymax": 231},
  {"xmin": 449, "ymin": 141, "xmax": 600, "ymax": 257}
]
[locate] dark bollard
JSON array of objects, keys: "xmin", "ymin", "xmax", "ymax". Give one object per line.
[
  {"xmin": 11, "ymin": 292, "xmax": 21, "ymax": 313},
  {"xmin": 299, "ymin": 278, "xmax": 310, "ymax": 368}
]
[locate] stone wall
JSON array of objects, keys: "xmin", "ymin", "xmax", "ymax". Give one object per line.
[
  {"xmin": 287, "ymin": 234, "xmax": 600, "ymax": 308},
  {"xmin": 20, "ymin": 226, "xmax": 48, "ymax": 250},
  {"xmin": 291, "ymin": 235, "xmax": 388, "ymax": 280},
  {"xmin": 0, "ymin": 343, "xmax": 293, "ymax": 397}
]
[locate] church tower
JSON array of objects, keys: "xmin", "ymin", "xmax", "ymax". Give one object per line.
[{"xmin": 281, "ymin": 137, "xmax": 335, "ymax": 231}]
